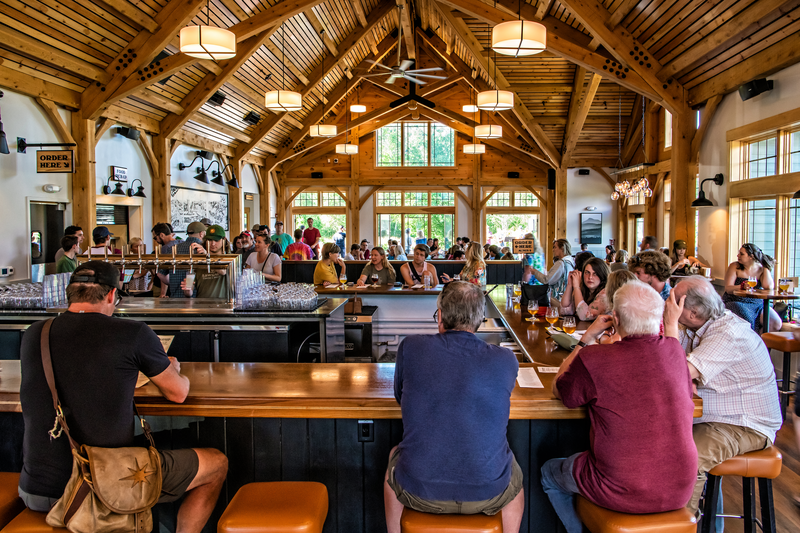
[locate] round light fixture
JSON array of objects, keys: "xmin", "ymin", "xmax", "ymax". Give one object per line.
[
  {"xmin": 477, "ymin": 90, "xmax": 514, "ymax": 111},
  {"xmin": 462, "ymin": 104, "xmax": 479, "ymax": 113},
  {"xmin": 492, "ymin": 20, "xmax": 546, "ymax": 57},
  {"xmin": 309, "ymin": 124, "xmax": 338, "ymax": 137},
  {"xmin": 350, "ymin": 104, "xmax": 367, "ymax": 113},
  {"xmin": 463, "ymin": 144, "xmax": 485, "ymax": 154},
  {"xmin": 265, "ymin": 90, "xmax": 302, "ymax": 111},
  {"xmin": 179, "ymin": 26, "xmax": 236, "ymax": 60},
  {"xmin": 335, "ymin": 143, "xmax": 358, "ymax": 155},
  {"xmin": 474, "ymin": 125, "xmax": 503, "ymax": 139}
]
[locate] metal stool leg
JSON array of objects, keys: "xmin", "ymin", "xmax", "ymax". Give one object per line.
[
  {"xmin": 758, "ymin": 478, "xmax": 777, "ymax": 533},
  {"xmin": 701, "ymin": 474, "xmax": 722, "ymax": 533},
  {"xmin": 781, "ymin": 351, "xmax": 792, "ymax": 419},
  {"xmin": 742, "ymin": 477, "xmax": 755, "ymax": 533}
]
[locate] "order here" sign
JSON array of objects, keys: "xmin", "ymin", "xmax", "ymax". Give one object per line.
[{"xmin": 37, "ymin": 150, "xmax": 74, "ymax": 173}]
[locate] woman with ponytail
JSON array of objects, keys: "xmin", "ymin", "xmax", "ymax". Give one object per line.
[{"xmin": 722, "ymin": 243, "xmax": 782, "ymax": 332}]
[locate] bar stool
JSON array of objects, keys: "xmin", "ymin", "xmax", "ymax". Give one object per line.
[
  {"xmin": 217, "ymin": 482, "xmax": 328, "ymax": 533},
  {"xmin": 0, "ymin": 509, "xmax": 58, "ymax": 532},
  {"xmin": 762, "ymin": 331, "xmax": 800, "ymax": 419},
  {"xmin": 400, "ymin": 508, "xmax": 502, "ymax": 532},
  {"xmin": 700, "ymin": 446, "xmax": 782, "ymax": 533},
  {"xmin": 0, "ymin": 473, "xmax": 24, "ymax": 530},
  {"xmin": 576, "ymin": 496, "xmax": 697, "ymax": 533}
]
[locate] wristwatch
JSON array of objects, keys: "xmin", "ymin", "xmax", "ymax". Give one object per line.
[{"xmin": 576, "ymin": 340, "xmax": 587, "ymax": 348}]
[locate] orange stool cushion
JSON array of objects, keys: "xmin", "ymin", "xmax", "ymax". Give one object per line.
[
  {"xmin": 0, "ymin": 473, "xmax": 24, "ymax": 530},
  {"xmin": 576, "ymin": 497, "xmax": 697, "ymax": 533},
  {"xmin": 708, "ymin": 446, "xmax": 782, "ymax": 479},
  {"xmin": 761, "ymin": 332, "xmax": 800, "ymax": 353},
  {"xmin": 0, "ymin": 508, "xmax": 59, "ymax": 533},
  {"xmin": 400, "ymin": 508, "xmax": 502, "ymax": 533},
  {"xmin": 218, "ymin": 482, "xmax": 328, "ymax": 533}
]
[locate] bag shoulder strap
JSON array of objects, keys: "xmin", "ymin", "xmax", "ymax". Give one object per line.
[
  {"xmin": 40, "ymin": 318, "xmax": 80, "ymax": 451},
  {"xmin": 407, "ymin": 262, "xmax": 423, "ymax": 282}
]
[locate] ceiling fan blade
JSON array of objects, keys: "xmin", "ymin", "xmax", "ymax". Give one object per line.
[
  {"xmin": 406, "ymin": 73, "xmax": 447, "ymax": 80},
  {"xmin": 365, "ymin": 59, "xmax": 392, "ymax": 71},
  {"xmin": 405, "ymin": 67, "xmax": 442, "ymax": 73},
  {"xmin": 386, "ymin": 75, "xmax": 401, "ymax": 85},
  {"xmin": 399, "ymin": 59, "xmax": 414, "ymax": 72},
  {"xmin": 403, "ymin": 75, "xmax": 427, "ymax": 85},
  {"xmin": 361, "ymin": 73, "xmax": 392, "ymax": 78}
]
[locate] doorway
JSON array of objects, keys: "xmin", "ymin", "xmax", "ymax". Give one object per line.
[{"xmin": 29, "ymin": 203, "xmax": 64, "ymax": 281}]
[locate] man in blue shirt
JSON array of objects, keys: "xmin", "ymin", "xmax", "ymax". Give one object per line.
[{"xmin": 384, "ymin": 281, "xmax": 524, "ymax": 533}]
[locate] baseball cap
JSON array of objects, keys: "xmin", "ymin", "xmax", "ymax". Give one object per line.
[
  {"xmin": 200, "ymin": 218, "xmax": 213, "ymax": 226},
  {"xmin": 187, "ymin": 221, "xmax": 206, "ymax": 235},
  {"xmin": 92, "ymin": 226, "xmax": 112, "ymax": 241},
  {"xmin": 70, "ymin": 260, "xmax": 121, "ymax": 290},
  {"xmin": 251, "ymin": 224, "xmax": 260, "ymax": 231},
  {"xmin": 206, "ymin": 225, "xmax": 225, "ymax": 241},
  {"xmin": 275, "ymin": 221, "xmax": 283, "ymax": 226},
  {"xmin": 673, "ymin": 239, "xmax": 687, "ymax": 249}
]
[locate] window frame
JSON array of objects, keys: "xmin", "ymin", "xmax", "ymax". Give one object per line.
[
  {"xmin": 374, "ymin": 121, "xmax": 456, "ymax": 168},
  {"xmin": 373, "ymin": 188, "xmax": 458, "ymax": 250},
  {"xmin": 288, "ymin": 188, "xmax": 348, "ymax": 244},
  {"xmin": 482, "ymin": 187, "xmax": 544, "ymax": 248}
]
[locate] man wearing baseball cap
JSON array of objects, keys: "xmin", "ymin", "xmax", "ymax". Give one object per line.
[
  {"xmin": 164, "ymin": 222, "xmax": 206, "ymax": 298},
  {"xmin": 270, "ymin": 221, "xmax": 292, "ymax": 255},
  {"xmin": 86, "ymin": 226, "xmax": 120, "ymax": 256},
  {"xmin": 182, "ymin": 225, "xmax": 232, "ymax": 300},
  {"xmin": 18, "ymin": 260, "xmax": 228, "ymax": 530}
]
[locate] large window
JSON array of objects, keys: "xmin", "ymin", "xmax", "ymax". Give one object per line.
[
  {"xmin": 483, "ymin": 188, "xmax": 542, "ymax": 249},
  {"xmin": 789, "ymin": 198, "xmax": 800, "ymax": 277},
  {"xmin": 375, "ymin": 190, "xmax": 456, "ymax": 252},
  {"xmin": 290, "ymin": 189, "xmax": 347, "ymax": 245},
  {"xmin": 746, "ymin": 199, "xmax": 777, "ymax": 259},
  {"xmin": 376, "ymin": 122, "xmax": 455, "ymax": 167},
  {"xmin": 747, "ymin": 137, "xmax": 777, "ymax": 179}
]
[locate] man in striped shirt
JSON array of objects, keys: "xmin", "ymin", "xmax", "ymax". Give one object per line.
[{"xmin": 665, "ymin": 276, "xmax": 781, "ymax": 527}]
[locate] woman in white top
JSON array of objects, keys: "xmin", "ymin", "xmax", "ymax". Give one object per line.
[{"xmin": 245, "ymin": 234, "xmax": 282, "ymax": 282}]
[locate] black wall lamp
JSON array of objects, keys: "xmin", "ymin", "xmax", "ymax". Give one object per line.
[
  {"xmin": 214, "ymin": 163, "xmax": 240, "ymax": 189},
  {"xmin": 692, "ymin": 173, "xmax": 724, "ymax": 207},
  {"xmin": 127, "ymin": 179, "xmax": 147, "ymax": 198},
  {"xmin": 102, "ymin": 176, "xmax": 126, "ymax": 195},
  {"xmin": 178, "ymin": 155, "xmax": 210, "ymax": 184},
  {"xmin": 179, "ymin": 156, "xmax": 239, "ymax": 188}
]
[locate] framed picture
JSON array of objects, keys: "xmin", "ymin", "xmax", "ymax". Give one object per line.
[
  {"xmin": 580, "ymin": 213, "xmax": 602, "ymax": 244},
  {"xmin": 170, "ymin": 186, "xmax": 229, "ymax": 232}
]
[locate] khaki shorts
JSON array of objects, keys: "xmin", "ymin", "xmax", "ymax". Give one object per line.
[
  {"xmin": 386, "ymin": 448, "xmax": 523, "ymax": 515},
  {"xmin": 157, "ymin": 449, "xmax": 200, "ymax": 503}
]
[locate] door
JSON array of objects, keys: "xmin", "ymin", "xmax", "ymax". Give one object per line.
[{"xmin": 29, "ymin": 203, "xmax": 64, "ymax": 281}]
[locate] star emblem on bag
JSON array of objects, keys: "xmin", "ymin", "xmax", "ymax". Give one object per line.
[{"xmin": 119, "ymin": 458, "xmax": 156, "ymax": 487}]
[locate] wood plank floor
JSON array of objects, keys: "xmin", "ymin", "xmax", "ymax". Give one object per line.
[{"xmin": 717, "ymin": 404, "xmax": 800, "ymax": 532}]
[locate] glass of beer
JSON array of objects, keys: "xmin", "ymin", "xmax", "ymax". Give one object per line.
[
  {"xmin": 778, "ymin": 278, "xmax": 791, "ymax": 294},
  {"xmin": 562, "ymin": 316, "xmax": 577, "ymax": 334},
  {"xmin": 339, "ymin": 271, "xmax": 347, "ymax": 287},
  {"xmin": 545, "ymin": 306, "xmax": 559, "ymax": 325},
  {"xmin": 513, "ymin": 284, "xmax": 522, "ymax": 298},
  {"xmin": 747, "ymin": 275, "xmax": 758, "ymax": 292}
]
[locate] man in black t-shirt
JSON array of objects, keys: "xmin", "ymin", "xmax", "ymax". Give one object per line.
[{"xmin": 19, "ymin": 261, "xmax": 228, "ymax": 533}]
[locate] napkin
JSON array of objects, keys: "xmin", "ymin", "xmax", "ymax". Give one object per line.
[
  {"xmin": 517, "ymin": 368, "xmax": 544, "ymax": 388},
  {"xmin": 410, "ymin": 284, "xmax": 423, "ymax": 289}
]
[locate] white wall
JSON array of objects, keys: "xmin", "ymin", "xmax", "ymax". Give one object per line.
[
  {"xmin": 457, "ymin": 186, "xmax": 471, "ymax": 239},
  {"xmin": 0, "ymin": 91, "xmax": 72, "ymax": 281},
  {"xmin": 240, "ymin": 164, "xmax": 259, "ymax": 230},
  {"xmin": 565, "ymin": 168, "xmax": 617, "ymax": 257},
  {"xmin": 358, "ymin": 186, "xmax": 374, "ymax": 244},
  {"xmin": 697, "ymin": 61, "xmax": 800, "ymax": 279}
]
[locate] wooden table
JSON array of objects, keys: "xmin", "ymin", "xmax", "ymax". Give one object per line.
[{"xmin": 732, "ymin": 289, "xmax": 799, "ymax": 333}]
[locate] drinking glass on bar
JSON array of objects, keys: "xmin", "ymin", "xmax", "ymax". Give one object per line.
[
  {"xmin": 747, "ymin": 275, "xmax": 758, "ymax": 292},
  {"xmin": 778, "ymin": 278, "xmax": 791, "ymax": 295},
  {"xmin": 545, "ymin": 306, "xmax": 559, "ymax": 325},
  {"xmin": 562, "ymin": 316, "xmax": 577, "ymax": 334}
]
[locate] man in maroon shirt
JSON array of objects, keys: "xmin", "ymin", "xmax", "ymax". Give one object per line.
[
  {"xmin": 302, "ymin": 217, "xmax": 321, "ymax": 259},
  {"xmin": 541, "ymin": 281, "xmax": 697, "ymax": 532}
]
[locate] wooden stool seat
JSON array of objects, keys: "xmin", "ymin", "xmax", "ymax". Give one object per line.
[
  {"xmin": 576, "ymin": 496, "xmax": 697, "ymax": 533},
  {"xmin": 762, "ymin": 331, "xmax": 800, "ymax": 353},
  {"xmin": 217, "ymin": 482, "xmax": 328, "ymax": 533},
  {"xmin": 0, "ymin": 509, "xmax": 58, "ymax": 533},
  {"xmin": 708, "ymin": 445, "xmax": 782, "ymax": 479},
  {"xmin": 0, "ymin": 473, "xmax": 24, "ymax": 530},
  {"xmin": 400, "ymin": 508, "xmax": 502, "ymax": 532}
]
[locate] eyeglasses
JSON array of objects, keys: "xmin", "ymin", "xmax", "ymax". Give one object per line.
[
  {"xmin": 433, "ymin": 309, "xmax": 439, "ymax": 322},
  {"xmin": 113, "ymin": 289, "xmax": 122, "ymax": 307}
]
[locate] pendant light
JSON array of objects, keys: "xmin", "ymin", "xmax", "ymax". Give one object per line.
[
  {"xmin": 491, "ymin": 0, "xmax": 546, "ymax": 57},
  {"xmin": 336, "ymin": 70, "xmax": 358, "ymax": 155},
  {"xmin": 462, "ymin": 104, "xmax": 479, "ymax": 113},
  {"xmin": 478, "ymin": 23, "xmax": 514, "ymax": 111},
  {"xmin": 264, "ymin": 22, "xmax": 302, "ymax": 111},
  {"xmin": 350, "ymin": 88, "xmax": 366, "ymax": 113},
  {"xmin": 180, "ymin": 0, "xmax": 236, "ymax": 60},
  {"xmin": 475, "ymin": 124, "xmax": 502, "ymax": 139},
  {"xmin": 309, "ymin": 49, "xmax": 337, "ymax": 137},
  {"xmin": 463, "ymin": 89, "xmax": 485, "ymax": 155}
]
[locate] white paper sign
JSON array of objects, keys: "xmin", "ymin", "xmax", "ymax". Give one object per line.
[
  {"xmin": 538, "ymin": 367, "xmax": 559, "ymax": 373},
  {"xmin": 517, "ymin": 367, "xmax": 544, "ymax": 388}
]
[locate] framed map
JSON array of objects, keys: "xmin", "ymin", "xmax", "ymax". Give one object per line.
[{"xmin": 170, "ymin": 186, "xmax": 229, "ymax": 232}]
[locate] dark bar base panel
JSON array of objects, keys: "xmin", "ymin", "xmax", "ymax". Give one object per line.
[{"xmin": 0, "ymin": 414, "xmax": 588, "ymax": 533}]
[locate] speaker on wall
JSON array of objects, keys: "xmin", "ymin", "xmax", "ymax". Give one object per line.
[
  {"xmin": 508, "ymin": 171, "xmax": 519, "ymax": 179},
  {"xmin": 578, "ymin": 168, "xmax": 590, "ymax": 175},
  {"xmin": 311, "ymin": 172, "xmax": 323, "ymax": 179},
  {"xmin": 547, "ymin": 168, "xmax": 556, "ymax": 190},
  {"xmin": 115, "ymin": 127, "xmax": 140, "ymax": 141},
  {"xmin": 739, "ymin": 79, "xmax": 773, "ymax": 101},
  {"xmin": 207, "ymin": 91, "xmax": 226, "ymax": 107}
]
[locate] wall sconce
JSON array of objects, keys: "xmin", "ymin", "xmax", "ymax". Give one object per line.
[
  {"xmin": 178, "ymin": 156, "xmax": 209, "ymax": 184},
  {"xmin": 216, "ymin": 163, "xmax": 240, "ymax": 188},
  {"xmin": 127, "ymin": 179, "xmax": 147, "ymax": 198},
  {"xmin": 691, "ymin": 173, "xmax": 724, "ymax": 207},
  {"xmin": 102, "ymin": 176, "xmax": 126, "ymax": 195}
]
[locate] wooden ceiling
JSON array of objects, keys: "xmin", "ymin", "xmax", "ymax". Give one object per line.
[{"xmin": 1, "ymin": 0, "xmax": 799, "ymax": 170}]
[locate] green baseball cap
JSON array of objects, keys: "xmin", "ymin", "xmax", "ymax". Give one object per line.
[{"xmin": 205, "ymin": 225, "xmax": 225, "ymax": 241}]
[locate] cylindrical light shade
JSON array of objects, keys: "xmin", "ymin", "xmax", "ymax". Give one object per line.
[
  {"xmin": 492, "ymin": 20, "xmax": 546, "ymax": 57},
  {"xmin": 265, "ymin": 90, "xmax": 302, "ymax": 111},
  {"xmin": 309, "ymin": 124, "xmax": 337, "ymax": 137},
  {"xmin": 335, "ymin": 143, "xmax": 359, "ymax": 155},
  {"xmin": 463, "ymin": 104, "xmax": 479, "ymax": 113},
  {"xmin": 463, "ymin": 144, "xmax": 485, "ymax": 154},
  {"xmin": 477, "ymin": 90, "xmax": 514, "ymax": 111},
  {"xmin": 180, "ymin": 26, "xmax": 236, "ymax": 60},
  {"xmin": 350, "ymin": 104, "xmax": 367, "ymax": 113},
  {"xmin": 474, "ymin": 125, "xmax": 503, "ymax": 139}
]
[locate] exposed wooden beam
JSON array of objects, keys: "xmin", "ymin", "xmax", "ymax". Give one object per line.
[
  {"xmin": 172, "ymin": 129, "xmax": 264, "ymax": 166},
  {"xmin": 562, "ymin": 73, "xmax": 601, "ymax": 165},
  {"xmin": 607, "ymin": 0, "xmax": 639, "ymax": 28},
  {"xmin": 94, "ymin": 117, "xmax": 114, "ymax": 146},
  {"xmin": 130, "ymin": 88, "xmax": 184, "ymax": 114},
  {"xmin": 649, "ymin": 172, "xmax": 667, "ymax": 207},
  {"xmin": 508, "ymin": 83, "xmax": 574, "ymax": 92},
  {"xmin": 691, "ymin": 94, "xmax": 723, "ymax": 164},
  {"xmin": 524, "ymin": 185, "xmax": 546, "ymax": 205},
  {"xmin": 658, "ymin": 0, "xmax": 795, "ymax": 82},
  {"xmin": 446, "ymin": 185, "xmax": 472, "ymax": 206},
  {"xmin": 33, "ymin": 98, "xmax": 75, "ymax": 146},
  {"xmin": 304, "ymin": 9, "xmax": 339, "ymax": 55},
  {"xmin": 110, "ymin": 53, "xmax": 198, "ymax": 107},
  {"xmin": 0, "ymin": 65, "xmax": 80, "ymax": 108},
  {"xmin": 591, "ymin": 166, "xmax": 616, "ymax": 189},
  {"xmin": 264, "ymin": 39, "xmax": 310, "ymax": 86},
  {"xmin": 95, "ymin": 0, "xmax": 159, "ymax": 32},
  {"xmin": 535, "ymin": 0, "xmax": 552, "ymax": 20},
  {"xmin": 190, "ymin": 113, "xmax": 251, "ymax": 143},
  {"xmin": 102, "ymin": 104, "xmax": 160, "ymax": 133},
  {"xmin": 226, "ymin": 0, "xmax": 327, "ymax": 41},
  {"xmin": 479, "ymin": 185, "xmax": 503, "ymax": 209},
  {"xmin": 286, "ymin": 186, "xmax": 310, "ymax": 206},
  {"xmin": 364, "ymin": 78, "xmax": 406, "ymax": 98},
  {"xmin": 170, "ymin": 139, "xmax": 183, "ymax": 157},
  {"xmin": 359, "ymin": 186, "xmax": 383, "ymax": 210},
  {"xmin": 396, "ymin": 0, "xmax": 416, "ymax": 60},
  {"xmin": 137, "ymin": 131, "xmax": 159, "ymax": 180}
]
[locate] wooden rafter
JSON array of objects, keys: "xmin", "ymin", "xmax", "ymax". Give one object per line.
[
  {"xmin": 34, "ymin": 98, "xmax": 75, "ymax": 145},
  {"xmin": 524, "ymin": 185, "xmax": 546, "ymax": 205},
  {"xmin": 95, "ymin": 0, "xmax": 159, "ymax": 32},
  {"xmin": 359, "ymin": 186, "xmax": 383, "ymax": 210},
  {"xmin": 691, "ymin": 94, "xmax": 723, "ymax": 164},
  {"xmin": 286, "ymin": 186, "xmax": 310, "ymax": 206},
  {"xmin": 304, "ymin": 9, "xmax": 339, "ymax": 55},
  {"xmin": 0, "ymin": 65, "xmax": 80, "ymax": 108},
  {"xmin": 562, "ymin": 73, "xmax": 601, "ymax": 165},
  {"xmin": 479, "ymin": 186, "xmax": 503, "ymax": 209},
  {"xmin": 591, "ymin": 167, "xmax": 616, "ymax": 190},
  {"xmin": 109, "ymin": 54, "xmax": 198, "ymax": 108},
  {"xmin": 396, "ymin": 0, "xmax": 416, "ymax": 60},
  {"xmin": 94, "ymin": 117, "xmax": 114, "ymax": 146}
]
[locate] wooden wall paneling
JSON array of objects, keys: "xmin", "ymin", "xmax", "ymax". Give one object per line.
[{"xmin": 71, "ymin": 112, "xmax": 96, "ymax": 238}]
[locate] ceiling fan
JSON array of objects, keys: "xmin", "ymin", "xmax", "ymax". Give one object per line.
[{"xmin": 361, "ymin": 7, "xmax": 446, "ymax": 86}]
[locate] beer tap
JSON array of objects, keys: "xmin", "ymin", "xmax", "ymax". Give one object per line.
[
  {"xmin": 206, "ymin": 249, "xmax": 211, "ymax": 273},
  {"xmin": 136, "ymin": 247, "xmax": 143, "ymax": 274},
  {"xmin": 119, "ymin": 247, "xmax": 127, "ymax": 272},
  {"xmin": 154, "ymin": 247, "xmax": 161, "ymax": 272},
  {"xmin": 103, "ymin": 244, "xmax": 109, "ymax": 263},
  {"xmin": 171, "ymin": 247, "xmax": 177, "ymax": 274},
  {"xmin": 189, "ymin": 243, "xmax": 195, "ymax": 274}
]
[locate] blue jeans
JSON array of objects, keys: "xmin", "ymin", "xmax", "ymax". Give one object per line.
[{"xmin": 541, "ymin": 453, "xmax": 584, "ymax": 533}]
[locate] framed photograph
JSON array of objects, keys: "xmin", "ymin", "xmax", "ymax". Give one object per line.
[
  {"xmin": 580, "ymin": 213, "xmax": 602, "ymax": 244},
  {"xmin": 170, "ymin": 186, "xmax": 229, "ymax": 232}
]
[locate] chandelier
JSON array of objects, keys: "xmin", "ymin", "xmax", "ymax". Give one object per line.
[{"xmin": 610, "ymin": 93, "xmax": 653, "ymax": 201}]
